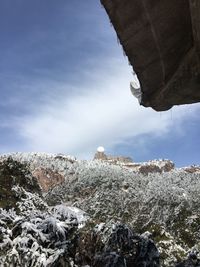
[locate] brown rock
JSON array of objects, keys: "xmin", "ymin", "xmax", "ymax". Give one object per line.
[
  {"xmin": 101, "ymin": 0, "xmax": 200, "ymax": 111},
  {"xmin": 183, "ymin": 166, "xmax": 200, "ymax": 173},
  {"xmin": 93, "ymin": 152, "xmax": 108, "ymax": 160},
  {"xmin": 107, "ymin": 156, "xmax": 133, "ymax": 164},
  {"xmin": 33, "ymin": 168, "xmax": 64, "ymax": 192},
  {"xmin": 93, "ymin": 151, "xmax": 133, "ymax": 164}
]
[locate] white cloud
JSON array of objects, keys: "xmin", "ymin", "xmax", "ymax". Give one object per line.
[{"xmin": 17, "ymin": 57, "xmax": 200, "ymax": 159}]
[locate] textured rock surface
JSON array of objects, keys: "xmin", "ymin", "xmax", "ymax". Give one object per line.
[
  {"xmin": 33, "ymin": 168, "xmax": 64, "ymax": 192},
  {"xmin": 101, "ymin": 0, "xmax": 200, "ymax": 111},
  {"xmin": 94, "ymin": 151, "xmax": 133, "ymax": 164},
  {"xmin": 0, "ymin": 152, "xmax": 200, "ymax": 266},
  {"xmin": 93, "ymin": 151, "xmax": 108, "ymax": 160},
  {"xmin": 0, "ymin": 152, "xmax": 76, "ymax": 192}
]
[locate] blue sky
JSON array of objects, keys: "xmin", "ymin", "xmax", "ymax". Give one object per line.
[{"xmin": 0, "ymin": 0, "xmax": 199, "ymax": 167}]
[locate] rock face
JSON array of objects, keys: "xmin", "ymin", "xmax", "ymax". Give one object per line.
[
  {"xmin": 100, "ymin": 0, "xmax": 200, "ymax": 111},
  {"xmin": 0, "ymin": 152, "xmax": 200, "ymax": 266},
  {"xmin": 0, "ymin": 152, "xmax": 76, "ymax": 193},
  {"xmin": 33, "ymin": 168, "xmax": 64, "ymax": 192},
  {"xmin": 93, "ymin": 150, "xmax": 174, "ymax": 173},
  {"xmin": 94, "ymin": 151, "xmax": 133, "ymax": 163},
  {"xmin": 93, "ymin": 151, "xmax": 108, "ymax": 160}
]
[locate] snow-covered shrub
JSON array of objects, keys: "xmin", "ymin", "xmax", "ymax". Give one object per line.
[
  {"xmin": 0, "ymin": 207, "xmax": 79, "ymax": 267},
  {"xmin": 76, "ymin": 221, "xmax": 160, "ymax": 267}
]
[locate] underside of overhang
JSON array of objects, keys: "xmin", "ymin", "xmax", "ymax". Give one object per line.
[{"xmin": 101, "ymin": 0, "xmax": 200, "ymax": 111}]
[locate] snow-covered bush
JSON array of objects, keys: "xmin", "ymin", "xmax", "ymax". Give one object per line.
[{"xmin": 0, "ymin": 207, "xmax": 79, "ymax": 267}]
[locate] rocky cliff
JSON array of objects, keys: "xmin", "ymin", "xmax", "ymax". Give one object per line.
[{"xmin": 0, "ymin": 152, "xmax": 200, "ymax": 266}]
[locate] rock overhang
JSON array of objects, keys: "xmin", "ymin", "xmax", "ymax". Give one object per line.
[{"xmin": 101, "ymin": 0, "xmax": 200, "ymax": 111}]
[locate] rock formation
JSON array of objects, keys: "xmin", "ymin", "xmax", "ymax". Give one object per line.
[
  {"xmin": 100, "ymin": 0, "xmax": 200, "ymax": 111},
  {"xmin": 93, "ymin": 148, "xmax": 133, "ymax": 164},
  {"xmin": 33, "ymin": 168, "xmax": 64, "ymax": 192},
  {"xmin": 93, "ymin": 151, "xmax": 108, "ymax": 160},
  {"xmin": 93, "ymin": 148, "xmax": 174, "ymax": 173}
]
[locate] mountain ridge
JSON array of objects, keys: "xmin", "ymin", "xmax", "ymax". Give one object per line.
[{"xmin": 0, "ymin": 152, "xmax": 200, "ymax": 266}]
